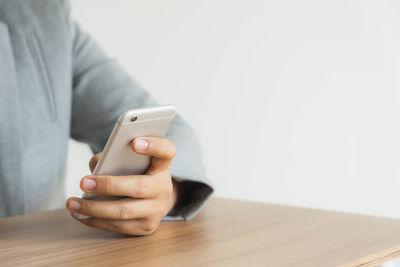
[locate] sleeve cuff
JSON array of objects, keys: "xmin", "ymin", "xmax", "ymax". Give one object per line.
[{"xmin": 163, "ymin": 178, "xmax": 213, "ymax": 221}]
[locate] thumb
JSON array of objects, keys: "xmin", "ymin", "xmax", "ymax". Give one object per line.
[{"xmin": 89, "ymin": 152, "xmax": 102, "ymax": 173}]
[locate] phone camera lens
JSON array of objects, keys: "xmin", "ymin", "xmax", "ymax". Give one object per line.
[{"xmin": 130, "ymin": 116, "xmax": 137, "ymax": 122}]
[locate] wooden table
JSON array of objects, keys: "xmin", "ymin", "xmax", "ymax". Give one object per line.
[{"xmin": 1, "ymin": 198, "xmax": 400, "ymax": 266}]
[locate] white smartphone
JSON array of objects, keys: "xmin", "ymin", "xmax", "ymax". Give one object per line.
[{"xmin": 82, "ymin": 105, "xmax": 176, "ymax": 201}]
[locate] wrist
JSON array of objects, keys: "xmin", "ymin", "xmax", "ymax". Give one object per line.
[{"xmin": 166, "ymin": 178, "xmax": 180, "ymax": 214}]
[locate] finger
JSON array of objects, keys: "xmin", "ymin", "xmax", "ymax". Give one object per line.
[
  {"xmin": 71, "ymin": 214, "xmax": 160, "ymax": 236},
  {"xmin": 66, "ymin": 197, "xmax": 167, "ymax": 220},
  {"xmin": 89, "ymin": 153, "xmax": 102, "ymax": 173},
  {"xmin": 80, "ymin": 174, "xmax": 170, "ymax": 198},
  {"xmin": 132, "ymin": 137, "xmax": 176, "ymax": 159},
  {"xmin": 132, "ymin": 137, "xmax": 176, "ymax": 172}
]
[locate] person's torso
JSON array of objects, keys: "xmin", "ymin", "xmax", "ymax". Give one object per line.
[{"xmin": 0, "ymin": 0, "xmax": 72, "ymax": 216}]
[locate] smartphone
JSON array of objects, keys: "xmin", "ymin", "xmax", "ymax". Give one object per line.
[{"xmin": 82, "ymin": 105, "xmax": 176, "ymax": 201}]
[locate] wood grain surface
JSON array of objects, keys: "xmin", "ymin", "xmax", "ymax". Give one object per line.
[{"xmin": 1, "ymin": 198, "xmax": 400, "ymax": 266}]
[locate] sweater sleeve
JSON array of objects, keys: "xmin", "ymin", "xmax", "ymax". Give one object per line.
[{"xmin": 61, "ymin": 0, "xmax": 213, "ymax": 220}]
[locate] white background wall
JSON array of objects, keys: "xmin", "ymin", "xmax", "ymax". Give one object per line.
[{"xmin": 67, "ymin": 0, "xmax": 400, "ymax": 218}]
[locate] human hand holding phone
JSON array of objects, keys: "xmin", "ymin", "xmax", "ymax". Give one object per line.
[{"xmin": 66, "ymin": 136, "xmax": 178, "ymax": 235}]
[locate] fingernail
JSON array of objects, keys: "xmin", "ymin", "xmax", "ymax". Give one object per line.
[
  {"xmin": 135, "ymin": 139, "xmax": 148, "ymax": 152},
  {"xmin": 74, "ymin": 213, "xmax": 90, "ymax": 220},
  {"xmin": 83, "ymin": 178, "xmax": 96, "ymax": 190},
  {"xmin": 69, "ymin": 200, "xmax": 81, "ymax": 211}
]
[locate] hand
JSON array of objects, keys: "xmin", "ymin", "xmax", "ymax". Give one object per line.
[{"xmin": 65, "ymin": 137, "xmax": 178, "ymax": 236}]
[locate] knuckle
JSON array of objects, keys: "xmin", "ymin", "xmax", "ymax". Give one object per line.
[
  {"xmin": 118, "ymin": 203, "xmax": 132, "ymax": 220},
  {"xmin": 166, "ymin": 151, "xmax": 175, "ymax": 160},
  {"xmin": 162, "ymin": 182, "xmax": 173, "ymax": 197},
  {"xmin": 142, "ymin": 219, "xmax": 160, "ymax": 234},
  {"xmin": 156, "ymin": 202, "xmax": 168, "ymax": 216},
  {"xmin": 102, "ymin": 176, "xmax": 113, "ymax": 194},
  {"xmin": 107, "ymin": 223, "xmax": 121, "ymax": 233},
  {"xmin": 82, "ymin": 219, "xmax": 94, "ymax": 228},
  {"xmin": 134, "ymin": 179, "xmax": 150, "ymax": 196},
  {"xmin": 152, "ymin": 145, "xmax": 161, "ymax": 156},
  {"xmin": 159, "ymin": 205, "xmax": 167, "ymax": 216},
  {"xmin": 80, "ymin": 200, "xmax": 91, "ymax": 213}
]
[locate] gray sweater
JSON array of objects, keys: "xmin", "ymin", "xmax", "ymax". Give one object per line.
[{"xmin": 0, "ymin": 0, "xmax": 213, "ymax": 219}]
